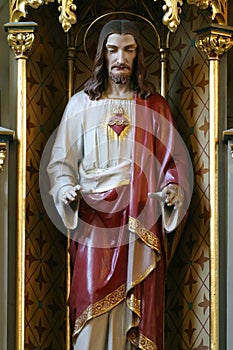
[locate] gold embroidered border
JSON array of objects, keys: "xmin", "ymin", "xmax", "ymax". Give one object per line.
[
  {"xmin": 128, "ymin": 329, "xmax": 157, "ymax": 350},
  {"xmin": 127, "ymin": 294, "xmax": 141, "ymax": 318},
  {"xmin": 128, "ymin": 216, "xmax": 161, "ymax": 254},
  {"xmin": 139, "ymin": 333, "xmax": 158, "ymax": 350},
  {"xmin": 73, "ymin": 284, "xmax": 126, "ymax": 339}
]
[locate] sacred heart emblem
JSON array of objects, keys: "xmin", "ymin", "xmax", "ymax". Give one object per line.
[{"xmin": 108, "ymin": 106, "xmax": 129, "ymax": 136}]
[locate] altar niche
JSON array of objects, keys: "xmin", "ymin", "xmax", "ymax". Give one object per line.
[{"xmin": 5, "ymin": 0, "xmax": 232, "ymax": 350}]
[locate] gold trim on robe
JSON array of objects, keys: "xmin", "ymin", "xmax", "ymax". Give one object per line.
[
  {"xmin": 128, "ymin": 216, "xmax": 162, "ymax": 254},
  {"xmin": 73, "ymin": 284, "xmax": 126, "ymax": 339},
  {"xmin": 128, "ymin": 329, "xmax": 158, "ymax": 350},
  {"xmin": 126, "ymin": 294, "xmax": 141, "ymax": 318}
]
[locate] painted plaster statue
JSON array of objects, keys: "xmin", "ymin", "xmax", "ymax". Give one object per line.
[{"xmin": 47, "ymin": 19, "xmax": 192, "ymax": 350}]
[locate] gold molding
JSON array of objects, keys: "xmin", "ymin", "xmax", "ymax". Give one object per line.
[
  {"xmin": 4, "ymin": 22, "xmax": 37, "ymax": 350},
  {"xmin": 195, "ymin": 25, "xmax": 233, "ymax": 350},
  {"xmin": 162, "ymin": 0, "xmax": 183, "ymax": 32},
  {"xmin": 187, "ymin": 0, "xmax": 228, "ymax": 25}
]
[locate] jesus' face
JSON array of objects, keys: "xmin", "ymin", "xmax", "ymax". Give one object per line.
[{"xmin": 105, "ymin": 33, "xmax": 137, "ymax": 85}]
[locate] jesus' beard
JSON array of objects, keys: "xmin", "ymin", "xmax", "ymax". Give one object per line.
[{"xmin": 109, "ymin": 71, "xmax": 131, "ymax": 85}]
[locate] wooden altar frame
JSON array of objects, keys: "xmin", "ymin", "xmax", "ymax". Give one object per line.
[{"xmin": 4, "ymin": 1, "xmax": 233, "ymax": 349}]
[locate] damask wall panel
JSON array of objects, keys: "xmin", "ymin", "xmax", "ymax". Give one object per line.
[
  {"xmin": 25, "ymin": 4, "xmax": 68, "ymax": 349},
  {"xmin": 165, "ymin": 4, "xmax": 210, "ymax": 350}
]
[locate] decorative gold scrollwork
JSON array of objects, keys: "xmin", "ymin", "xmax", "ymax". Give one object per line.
[
  {"xmin": 162, "ymin": 0, "xmax": 183, "ymax": 32},
  {"xmin": 8, "ymin": 0, "xmax": 230, "ymax": 34},
  {"xmin": 187, "ymin": 0, "xmax": 228, "ymax": 25},
  {"xmin": 0, "ymin": 142, "xmax": 7, "ymax": 172},
  {"xmin": 10, "ymin": 0, "xmax": 54, "ymax": 22},
  {"xmin": 58, "ymin": 0, "xmax": 77, "ymax": 32}
]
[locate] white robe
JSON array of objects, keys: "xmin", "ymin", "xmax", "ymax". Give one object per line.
[
  {"xmin": 48, "ymin": 91, "xmax": 135, "ymax": 229},
  {"xmin": 48, "ymin": 90, "xmax": 181, "ymax": 233}
]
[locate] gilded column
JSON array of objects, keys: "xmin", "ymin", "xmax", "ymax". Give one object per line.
[
  {"xmin": 159, "ymin": 47, "xmax": 169, "ymax": 98},
  {"xmin": 67, "ymin": 47, "xmax": 76, "ymax": 99},
  {"xmin": 4, "ymin": 22, "xmax": 37, "ymax": 350},
  {"xmin": 195, "ymin": 25, "xmax": 233, "ymax": 350}
]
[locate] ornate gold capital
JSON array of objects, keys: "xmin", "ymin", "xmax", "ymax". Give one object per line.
[
  {"xmin": 8, "ymin": 32, "xmax": 35, "ymax": 59},
  {"xmin": 162, "ymin": 0, "xmax": 183, "ymax": 32},
  {"xmin": 195, "ymin": 25, "xmax": 233, "ymax": 59},
  {"xmin": 4, "ymin": 22, "xmax": 37, "ymax": 59},
  {"xmin": 187, "ymin": 0, "xmax": 227, "ymax": 25}
]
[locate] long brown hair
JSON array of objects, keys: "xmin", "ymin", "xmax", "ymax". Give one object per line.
[{"xmin": 84, "ymin": 20, "xmax": 155, "ymax": 100}]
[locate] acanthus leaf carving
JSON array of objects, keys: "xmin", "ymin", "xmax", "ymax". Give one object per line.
[
  {"xmin": 196, "ymin": 33, "xmax": 233, "ymax": 58},
  {"xmin": 7, "ymin": 31, "xmax": 35, "ymax": 59}
]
